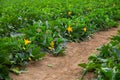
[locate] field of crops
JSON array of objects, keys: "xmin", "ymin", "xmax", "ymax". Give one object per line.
[
  {"xmin": 79, "ymin": 31, "xmax": 120, "ymax": 80},
  {"xmin": 0, "ymin": 0, "xmax": 120, "ymax": 79}
]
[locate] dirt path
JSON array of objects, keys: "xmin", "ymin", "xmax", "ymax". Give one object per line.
[{"xmin": 11, "ymin": 23, "xmax": 120, "ymax": 80}]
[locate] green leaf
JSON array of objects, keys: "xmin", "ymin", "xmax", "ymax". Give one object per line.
[
  {"xmin": 11, "ymin": 67, "xmax": 21, "ymax": 74},
  {"xmin": 78, "ymin": 63, "xmax": 87, "ymax": 68},
  {"xmin": 88, "ymin": 54, "xmax": 97, "ymax": 61},
  {"xmin": 0, "ymin": 65, "xmax": 10, "ymax": 80},
  {"xmin": 31, "ymin": 46, "xmax": 45, "ymax": 60},
  {"xmin": 47, "ymin": 64, "xmax": 53, "ymax": 67}
]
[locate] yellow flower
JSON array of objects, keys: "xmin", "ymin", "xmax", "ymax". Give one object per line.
[
  {"xmin": 68, "ymin": 11, "xmax": 72, "ymax": 15},
  {"xmin": 50, "ymin": 41, "xmax": 54, "ymax": 48},
  {"xmin": 49, "ymin": 41, "xmax": 55, "ymax": 51},
  {"xmin": 67, "ymin": 26, "xmax": 73, "ymax": 33},
  {"xmin": 48, "ymin": 47, "xmax": 53, "ymax": 51},
  {"xmin": 83, "ymin": 27, "xmax": 87, "ymax": 32},
  {"xmin": 24, "ymin": 39, "xmax": 31, "ymax": 45}
]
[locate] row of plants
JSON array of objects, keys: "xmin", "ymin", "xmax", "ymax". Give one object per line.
[
  {"xmin": 0, "ymin": 0, "xmax": 120, "ymax": 79},
  {"xmin": 79, "ymin": 31, "xmax": 120, "ymax": 80},
  {"xmin": 0, "ymin": 36, "xmax": 46, "ymax": 79},
  {"xmin": 0, "ymin": 0, "xmax": 120, "ymax": 37}
]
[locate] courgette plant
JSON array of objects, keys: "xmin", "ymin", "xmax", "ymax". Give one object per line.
[{"xmin": 79, "ymin": 31, "xmax": 120, "ymax": 80}]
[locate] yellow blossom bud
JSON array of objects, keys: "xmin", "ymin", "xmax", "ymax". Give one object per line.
[
  {"xmin": 50, "ymin": 41, "xmax": 54, "ymax": 48},
  {"xmin": 83, "ymin": 27, "xmax": 87, "ymax": 32},
  {"xmin": 24, "ymin": 39, "xmax": 31, "ymax": 45},
  {"xmin": 67, "ymin": 26, "xmax": 73, "ymax": 33},
  {"xmin": 48, "ymin": 47, "xmax": 53, "ymax": 51},
  {"xmin": 68, "ymin": 11, "xmax": 72, "ymax": 15}
]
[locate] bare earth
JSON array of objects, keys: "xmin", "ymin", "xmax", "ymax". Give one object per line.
[{"xmin": 11, "ymin": 23, "xmax": 120, "ymax": 80}]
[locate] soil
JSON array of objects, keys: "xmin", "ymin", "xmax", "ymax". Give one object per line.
[{"xmin": 11, "ymin": 23, "xmax": 120, "ymax": 80}]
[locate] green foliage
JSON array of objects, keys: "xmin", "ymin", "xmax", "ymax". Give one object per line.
[
  {"xmin": 18, "ymin": 21, "xmax": 66, "ymax": 56},
  {"xmin": 0, "ymin": 65, "xmax": 10, "ymax": 80},
  {"xmin": 0, "ymin": 36, "xmax": 45, "ymax": 79},
  {"xmin": 79, "ymin": 31, "xmax": 120, "ymax": 80},
  {"xmin": 0, "ymin": 0, "xmax": 120, "ymax": 79},
  {"xmin": 0, "ymin": 0, "xmax": 120, "ymax": 38}
]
